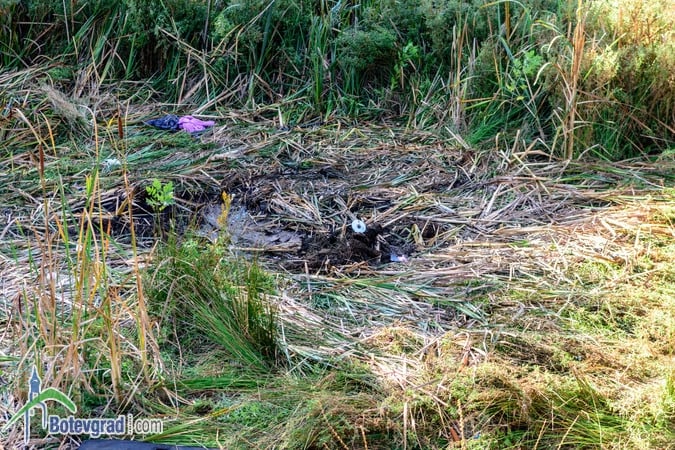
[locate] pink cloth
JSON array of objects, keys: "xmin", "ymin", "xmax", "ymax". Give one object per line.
[{"xmin": 178, "ymin": 115, "xmax": 215, "ymax": 133}]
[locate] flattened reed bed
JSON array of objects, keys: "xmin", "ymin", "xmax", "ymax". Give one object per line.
[
  {"xmin": 2, "ymin": 76, "xmax": 675, "ymax": 448},
  {"xmin": 2, "ymin": 83, "xmax": 674, "ymax": 335},
  {"xmin": 0, "ymin": 80, "xmax": 673, "ymax": 272}
]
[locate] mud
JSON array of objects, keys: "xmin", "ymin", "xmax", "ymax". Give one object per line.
[{"xmin": 94, "ymin": 139, "xmax": 470, "ymax": 273}]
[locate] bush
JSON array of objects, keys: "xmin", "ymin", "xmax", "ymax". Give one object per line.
[
  {"xmin": 125, "ymin": 0, "xmax": 209, "ymax": 77},
  {"xmin": 578, "ymin": 0, "xmax": 675, "ymax": 157},
  {"xmin": 211, "ymin": 0, "xmax": 314, "ymax": 76},
  {"xmin": 423, "ymin": 0, "xmax": 491, "ymax": 66},
  {"xmin": 337, "ymin": 26, "xmax": 398, "ymax": 89}
]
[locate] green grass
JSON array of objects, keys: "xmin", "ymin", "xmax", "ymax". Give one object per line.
[
  {"xmin": 146, "ymin": 235, "xmax": 279, "ymax": 372},
  {"xmin": 1, "ymin": 1, "xmax": 675, "ymax": 448}
]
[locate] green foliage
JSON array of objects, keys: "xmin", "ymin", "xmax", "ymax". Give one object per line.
[
  {"xmin": 391, "ymin": 42, "xmax": 421, "ymax": 90},
  {"xmin": 146, "ymin": 236, "xmax": 278, "ymax": 371},
  {"xmin": 145, "ymin": 179, "xmax": 175, "ymax": 212},
  {"xmin": 211, "ymin": 0, "xmax": 315, "ymax": 102},
  {"xmin": 423, "ymin": 0, "xmax": 490, "ymax": 63},
  {"xmin": 2, "ymin": 0, "xmax": 673, "ymax": 158},
  {"xmin": 337, "ymin": 26, "xmax": 397, "ymax": 89},
  {"xmin": 371, "ymin": 0, "xmax": 428, "ymax": 47},
  {"xmin": 506, "ymin": 50, "xmax": 545, "ymax": 96},
  {"xmin": 0, "ymin": 1, "xmax": 23, "ymax": 65},
  {"xmin": 577, "ymin": 0, "xmax": 675, "ymax": 157}
]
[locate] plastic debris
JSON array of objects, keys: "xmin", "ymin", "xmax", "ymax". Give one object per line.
[
  {"xmin": 144, "ymin": 114, "xmax": 180, "ymax": 131},
  {"xmin": 144, "ymin": 115, "xmax": 215, "ymax": 134},
  {"xmin": 178, "ymin": 115, "xmax": 215, "ymax": 133},
  {"xmin": 101, "ymin": 158, "xmax": 122, "ymax": 174},
  {"xmin": 351, "ymin": 219, "xmax": 366, "ymax": 234},
  {"xmin": 389, "ymin": 253, "xmax": 408, "ymax": 263}
]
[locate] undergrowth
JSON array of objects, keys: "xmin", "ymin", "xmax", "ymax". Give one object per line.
[
  {"xmin": 1, "ymin": 0, "xmax": 673, "ymax": 158},
  {"xmin": 146, "ymin": 235, "xmax": 279, "ymax": 372},
  {"xmin": 1, "ymin": 1, "xmax": 674, "ymax": 449}
]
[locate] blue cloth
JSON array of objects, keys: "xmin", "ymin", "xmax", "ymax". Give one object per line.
[{"xmin": 144, "ymin": 114, "xmax": 180, "ymax": 131}]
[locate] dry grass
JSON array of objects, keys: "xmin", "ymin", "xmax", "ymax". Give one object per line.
[{"xmin": 1, "ymin": 69, "xmax": 674, "ymax": 448}]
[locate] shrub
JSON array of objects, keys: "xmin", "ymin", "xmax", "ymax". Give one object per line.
[
  {"xmin": 211, "ymin": 0, "xmax": 314, "ymax": 78},
  {"xmin": 578, "ymin": 0, "xmax": 675, "ymax": 157},
  {"xmin": 423, "ymin": 0, "xmax": 491, "ymax": 67},
  {"xmin": 337, "ymin": 26, "xmax": 398, "ymax": 90}
]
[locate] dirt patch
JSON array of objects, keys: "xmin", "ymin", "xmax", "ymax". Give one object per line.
[
  {"xmin": 64, "ymin": 123, "xmax": 671, "ymax": 277},
  {"xmin": 205, "ymin": 157, "xmax": 463, "ymax": 271},
  {"xmin": 286, "ymin": 222, "xmax": 413, "ymax": 271}
]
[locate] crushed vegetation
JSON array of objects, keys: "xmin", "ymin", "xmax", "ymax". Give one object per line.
[{"xmin": 1, "ymin": 0, "xmax": 674, "ymax": 449}]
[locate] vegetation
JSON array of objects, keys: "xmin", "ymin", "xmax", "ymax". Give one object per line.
[
  {"xmin": 1, "ymin": 0, "xmax": 672, "ymax": 158},
  {"xmin": 0, "ymin": 0, "xmax": 674, "ymax": 449}
]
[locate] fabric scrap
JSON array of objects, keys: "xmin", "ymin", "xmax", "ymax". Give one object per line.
[
  {"xmin": 178, "ymin": 115, "xmax": 216, "ymax": 133},
  {"xmin": 144, "ymin": 114, "xmax": 180, "ymax": 131}
]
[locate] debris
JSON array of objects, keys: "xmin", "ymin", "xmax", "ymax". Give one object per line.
[
  {"xmin": 389, "ymin": 252, "xmax": 408, "ymax": 263},
  {"xmin": 199, "ymin": 203, "xmax": 302, "ymax": 251},
  {"xmin": 144, "ymin": 115, "xmax": 215, "ymax": 134},
  {"xmin": 178, "ymin": 115, "xmax": 215, "ymax": 133},
  {"xmin": 78, "ymin": 439, "xmax": 216, "ymax": 449},
  {"xmin": 351, "ymin": 219, "xmax": 366, "ymax": 234},
  {"xmin": 101, "ymin": 158, "xmax": 122, "ymax": 174},
  {"xmin": 144, "ymin": 114, "xmax": 180, "ymax": 131}
]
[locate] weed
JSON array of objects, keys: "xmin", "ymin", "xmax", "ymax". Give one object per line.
[{"xmin": 145, "ymin": 179, "xmax": 175, "ymax": 212}]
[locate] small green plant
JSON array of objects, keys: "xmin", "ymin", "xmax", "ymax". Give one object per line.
[
  {"xmin": 145, "ymin": 178, "xmax": 174, "ymax": 211},
  {"xmin": 391, "ymin": 41, "xmax": 420, "ymax": 90},
  {"xmin": 505, "ymin": 49, "xmax": 544, "ymax": 99}
]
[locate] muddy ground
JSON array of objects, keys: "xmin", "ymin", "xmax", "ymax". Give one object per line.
[{"xmin": 93, "ymin": 123, "xmax": 596, "ymax": 276}]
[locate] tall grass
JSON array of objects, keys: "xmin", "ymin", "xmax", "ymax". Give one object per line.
[
  {"xmin": 146, "ymin": 235, "xmax": 279, "ymax": 372},
  {"xmin": 2, "ymin": 0, "xmax": 672, "ymax": 158},
  {"xmin": 0, "ymin": 65, "xmax": 286, "ymax": 445},
  {"xmin": 1, "ymin": 103, "xmax": 161, "ymax": 415}
]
